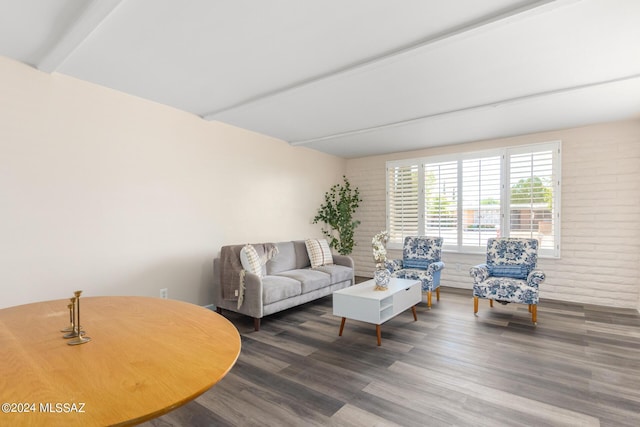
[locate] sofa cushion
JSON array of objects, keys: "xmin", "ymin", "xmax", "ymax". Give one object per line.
[
  {"xmin": 293, "ymin": 240, "xmax": 311, "ymax": 269},
  {"xmin": 266, "ymin": 242, "xmax": 297, "ymax": 275},
  {"xmin": 305, "ymin": 238, "xmax": 333, "ymax": 268},
  {"xmin": 275, "ymin": 269, "xmax": 331, "ymax": 294},
  {"xmin": 314, "ymin": 264, "xmax": 352, "ymax": 284},
  {"xmin": 262, "ymin": 275, "xmax": 302, "ymax": 305},
  {"xmin": 240, "ymin": 244, "xmax": 263, "ymax": 278},
  {"xmin": 474, "ymin": 277, "xmax": 538, "ymax": 304}
]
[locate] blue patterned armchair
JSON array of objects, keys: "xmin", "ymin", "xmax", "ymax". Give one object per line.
[
  {"xmin": 385, "ymin": 236, "xmax": 445, "ymax": 308},
  {"xmin": 470, "ymin": 238, "xmax": 545, "ymax": 324}
]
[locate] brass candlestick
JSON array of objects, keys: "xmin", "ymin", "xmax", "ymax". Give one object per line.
[
  {"xmin": 62, "ymin": 296, "xmax": 83, "ymax": 338},
  {"xmin": 68, "ymin": 290, "xmax": 91, "ymax": 345},
  {"xmin": 60, "ymin": 299, "xmax": 75, "ymax": 332}
]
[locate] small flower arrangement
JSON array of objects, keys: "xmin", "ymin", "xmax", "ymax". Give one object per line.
[{"xmin": 372, "ymin": 230, "xmax": 390, "ymax": 267}]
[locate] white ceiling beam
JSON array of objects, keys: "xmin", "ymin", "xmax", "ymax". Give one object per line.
[
  {"xmin": 38, "ymin": 0, "xmax": 124, "ymax": 73},
  {"xmin": 289, "ymin": 73, "xmax": 640, "ymax": 147},
  {"xmin": 203, "ymin": 0, "xmax": 582, "ymax": 121}
]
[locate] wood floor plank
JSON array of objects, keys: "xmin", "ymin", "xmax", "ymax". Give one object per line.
[
  {"xmin": 329, "ymin": 404, "xmax": 404, "ymax": 427},
  {"xmin": 387, "ymin": 361, "xmax": 601, "ymax": 427},
  {"xmin": 276, "ymin": 359, "xmax": 372, "ymax": 403},
  {"xmin": 141, "ymin": 285, "xmax": 640, "ymax": 427},
  {"xmin": 196, "ymin": 371, "xmax": 331, "ymax": 427}
]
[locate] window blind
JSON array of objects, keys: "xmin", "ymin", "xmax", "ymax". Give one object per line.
[
  {"xmin": 424, "ymin": 161, "xmax": 458, "ymax": 244},
  {"xmin": 385, "ymin": 141, "xmax": 560, "ymax": 257},
  {"xmin": 461, "ymin": 156, "xmax": 502, "ymax": 247},
  {"xmin": 508, "ymin": 149, "xmax": 556, "ymax": 252},
  {"xmin": 387, "ymin": 164, "xmax": 419, "ymax": 246}
]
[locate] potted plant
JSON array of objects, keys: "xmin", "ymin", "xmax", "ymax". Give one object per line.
[{"xmin": 313, "ymin": 176, "xmax": 362, "ymax": 255}]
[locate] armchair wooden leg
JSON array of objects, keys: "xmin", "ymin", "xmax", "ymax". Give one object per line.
[
  {"xmin": 474, "ymin": 296, "xmax": 478, "ymax": 315},
  {"xmin": 531, "ymin": 305, "xmax": 537, "ymax": 324},
  {"xmin": 253, "ymin": 317, "xmax": 261, "ymax": 331},
  {"xmin": 436, "ymin": 287, "xmax": 440, "ymax": 301},
  {"xmin": 427, "ymin": 291, "xmax": 432, "ymax": 308},
  {"xmin": 528, "ymin": 304, "xmax": 532, "ymax": 313},
  {"xmin": 489, "ymin": 299, "xmax": 493, "ymax": 308}
]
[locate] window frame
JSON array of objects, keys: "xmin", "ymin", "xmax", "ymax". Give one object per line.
[{"xmin": 386, "ymin": 141, "xmax": 561, "ymax": 258}]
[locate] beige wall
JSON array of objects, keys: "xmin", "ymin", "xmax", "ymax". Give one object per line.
[
  {"xmin": 347, "ymin": 119, "xmax": 640, "ymax": 309},
  {"xmin": 2, "ymin": 54, "xmax": 638, "ymax": 311},
  {"xmin": 0, "ymin": 57, "xmax": 346, "ymax": 309}
]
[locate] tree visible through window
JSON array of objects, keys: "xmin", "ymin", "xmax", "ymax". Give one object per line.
[{"xmin": 508, "ymin": 150, "xmax": 556, "ymax": 252}]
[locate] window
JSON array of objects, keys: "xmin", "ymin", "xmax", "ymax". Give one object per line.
[
  {"xmin": 424, "ymin": 161, "xmax": 458, "ymax": 245},
  {"xmin": 461, "ymin": 155, "xmax": 501, "ymax": 248},
  {"xmin": 387, "ymin": 164, "xmax": 419, "ymax": 239},
  {"xmin": 386, "ymin": 142, "xmax": 561, "ymax": 257}
]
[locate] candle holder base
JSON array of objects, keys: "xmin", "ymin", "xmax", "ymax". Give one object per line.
[
  {"xmin": 68, "ymin": 335, "xmax": 91, "ymax": 346},
  {"xmin": 63, "ymin": 330, "xmax": 85, "ymax": 339}
]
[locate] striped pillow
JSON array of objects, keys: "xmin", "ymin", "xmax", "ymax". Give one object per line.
[
  {"xmin": 305, "ymin": 239, "xmax": 334, "ymax": 268},
  {"xmin": 488, "ymin": 264, "xmax": 528, "ymax": 280},
  {"xmin": 240, "ymin": 244, "xmax": 263, "ymax": 278}
]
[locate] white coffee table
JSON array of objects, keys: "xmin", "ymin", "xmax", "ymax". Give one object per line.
[{"xmin": 333, "ymin": 278, "xmax": 421, "ymax": 346}]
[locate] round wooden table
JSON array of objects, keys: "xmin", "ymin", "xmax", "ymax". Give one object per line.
[{"xmin": 0, "ymin": 296, "xmax": 241, "ymax": 426}]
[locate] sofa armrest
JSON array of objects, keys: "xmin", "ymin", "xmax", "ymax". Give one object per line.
[
  {"xmin": 240, "ymin": 272, "xmax": 264, "ymax": 318},
  {"xmin": 333, "ymin": 254, "xmax": 354, "ymax": 269},
  {"xmin": 384, "ymin": 259, "xmax": 403, "ymax": 273},
  {"xmin": 527, "ymin": 269, "xmax": 545, "ymax": 288},
  {"xmin": 333, "ymin": 254, "xmax": 355, "ymax": 285},
  {"xmin": 469, "ymin": 264, "xmax": 489, "ymax": 284},
  {"xmin": 428, "ymin": 261, "xmax": 445, "ymax": 273},
  {"xmin": 213, "ymin": 258, "xmax": 264, "ymax": 318}
]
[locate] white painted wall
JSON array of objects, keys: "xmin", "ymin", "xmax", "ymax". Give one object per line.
[
  {"xmin": 0, "ymin": 57, "xmax": 346, "ymax": 309},
  {"xmin": 347, "ymin": 120, "xmax": 640, "ymax": 309}
]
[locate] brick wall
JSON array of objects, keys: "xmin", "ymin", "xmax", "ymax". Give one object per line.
[{"xmin": 346, "ymin": 119, "xmax": 640, "ymax": 309}]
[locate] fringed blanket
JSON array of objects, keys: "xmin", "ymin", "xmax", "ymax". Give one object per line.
[{"xmin": 220, "ymin": 243, "xmax": 278, "ymax": 309}]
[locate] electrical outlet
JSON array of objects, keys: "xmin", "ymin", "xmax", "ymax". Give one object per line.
[{"xmin": 160, "ymin": 288, "xmax": 168, "ymax": 299}]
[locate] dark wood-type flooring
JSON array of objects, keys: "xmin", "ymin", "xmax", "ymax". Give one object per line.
[{"xmin": 143, "ymin": 284, "xmax": 640, "ymax": 427}]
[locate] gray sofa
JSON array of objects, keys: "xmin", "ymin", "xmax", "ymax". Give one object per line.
[{"xmin": 213, "ymin": 240, "xmax": 354, "ymax": 330}]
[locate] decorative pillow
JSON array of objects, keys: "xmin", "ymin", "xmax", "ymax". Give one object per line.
[
  {"xmin": 403, "ymin": 259, "xmax": 431, "ymax": 270},
  {"xmin": 240, "ymin": 244, "xmax": 263, "ymax": 278},
  {"xmin": 305, "ymin": 239, "xmax": 334, "ymax": 268},
  {"xmin": 488, "ymin": 264, "xmax": 528, "ymax": 280}
]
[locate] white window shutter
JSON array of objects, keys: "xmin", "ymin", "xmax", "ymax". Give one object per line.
[
  {"xmin": 508, "ymin": 148, "xmax": 557, "ymax": 256},
  {"xmin": 386, "ymin": 164, "xmax": 419, "ymax": 246},
  {"xmin": 461, "ymin": 156, "xmax": 502, "ymax": 247},
  {"xmin": 424, "ymin": 161, "xmax": 458, "ymax": 246}
]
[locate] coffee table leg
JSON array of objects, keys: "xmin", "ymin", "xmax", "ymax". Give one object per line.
[
  {"xmin": 411, "ymin": 305, "xmax": 417, "ymax": 321},
  {"xmin": 376, "ymin": 325, "xmax": 381, "ymax": 346},
  {"xmin": 339, "ymin": 317, "xmax": 346, "ymax": 336}
]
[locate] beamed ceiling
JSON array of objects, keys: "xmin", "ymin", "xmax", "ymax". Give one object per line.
[{"xmin": 1, "ymin": 0, "xmax": 639, "ymax": 158}]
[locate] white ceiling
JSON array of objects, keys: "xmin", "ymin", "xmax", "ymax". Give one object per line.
[{"xmin": 1, "ymin": 0, "xmax": 639, "ymax": 158}]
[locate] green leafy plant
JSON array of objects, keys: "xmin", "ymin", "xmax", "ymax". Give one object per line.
[
  {"xmin": 313, "ymin": 176, "xmax": 362, "ymax": 255},
  {"xmin": 511, "ymin": 176, "xmax": 553, "ymax": 208}
]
